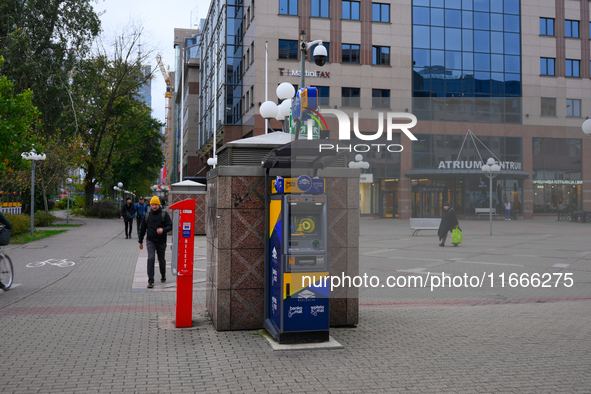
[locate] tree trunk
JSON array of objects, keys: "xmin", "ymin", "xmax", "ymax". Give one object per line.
[
  {"xmin": 84, "ymin": 180, "xmax": 95, "ymax": 209},
  {"xmin": 41, "ymin": 176, "xmax": 49, "ymax": 212}
]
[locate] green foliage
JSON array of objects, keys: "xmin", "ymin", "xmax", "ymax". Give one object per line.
[
  {"xmin": 86, "ymin": 200, "xmax": 120, "ymax": 219},
  {"xmin": 34, "ymin": 211, "xmax": 56, "ymax": 227},
  {"xmin": 74, "ymin": 196, "xmax": 85, "ymax": 209},
  {"xmin": 4, "ymin": 214, "xmax": 30, "ymax": 235},
  {"xmin": 55, "ymin": 197, "xmax": 75, "ymax": 210},
  {"xmin": 0, "ymin": 57, "xmax": 42, "ymax": 175}
]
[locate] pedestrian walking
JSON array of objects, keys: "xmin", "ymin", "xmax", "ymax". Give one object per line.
[
  {"xmin": 438, "ymin": 201, "xmax": 459, "ymax": 247},
  {"xmin": 138, "ymin": 196, "xmax": 172, "ymax": 288},
  {"xmin": 120, "ymin": 197, "xmax": 135, "ymax": 239},
  {"xmin": 134, "ymin": 197, "xmax": 148, "ymax": 237},
  {"xmin": 504, "ymin": 200, "xmax": 511, "ymax": 220}
]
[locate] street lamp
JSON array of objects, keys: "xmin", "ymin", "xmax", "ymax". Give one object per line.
[
  {"xmin": 21, "ymin": 150, "xmax": 47, "ymax": 236},
  {"xmin": 66, "ymin": 178, "xmax": 72, "ymax": 224},
  {"xmin": 294, "ymin": 31, "xmax": 326, "ymax": 140},
  {"xmin": 348, "ymin": 154, "xmax": 370, "ymax": 235},
  {"xmin": 582, "ymin": 119, "xmax": 591, "ymax": 137},
  {"xmin": 259, "ymin": 32, "xmax": 326, "ymax": 140},
  {"xmin": 261, "ymin": 83, "xmax": 295, "ymax": 133},
  {"xmin": 481, "ymin": 158, "xmax": 501, "ymax": 236}
]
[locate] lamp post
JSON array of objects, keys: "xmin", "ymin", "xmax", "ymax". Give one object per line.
[
  {"xmin": 481, "ymin": 158, "xmax": 501, "ymax": 236},
  {"xmin": 294, "ymin": 31, "xmax": 326, "ymax": 140},
  {"xmin": 261, "ymin": 83, "xmax": 296, "ymax": 133},
  {"xmin": 348, "ymin": 154, "xmax": 370, "ymax": 235},
  {"xmin": 21, "ymin": 150, "xmax": 47, "ymax": 236},
  {"xmin": 66, "ymin": 178, "xmax": 72, "ymax": 224},
  {"xmin": 259, "ymin": 33, "xmax": 325, "ymax": 139},
  {"xmin": 117, "ymin": 182, "xmax": 123, "ymax": 208}
]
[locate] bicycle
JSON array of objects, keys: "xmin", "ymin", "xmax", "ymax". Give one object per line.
[
  {"xmin": 0, "ymin": 223, "xmax": 13, "ymax": 290},
  {"xmin": 0, "ymin": 249, "xmax": 13, "ymax": 290}
]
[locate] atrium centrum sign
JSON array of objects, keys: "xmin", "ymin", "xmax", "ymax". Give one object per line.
[{"xmin": 437, "ymin": 160, "xmax": 522, "ymax": 170}]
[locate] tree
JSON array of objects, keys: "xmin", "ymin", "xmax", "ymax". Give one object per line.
[
  {"xmin": 35, "ymin": 135, "xmax": 86, "ymax": 212},
  {"xmin": 0, "ymin": 57, "xmax": 42, "ymax": 175},
  {"xmin": 0, "ymin": 0, "xmax": 101, "ymax": 139},
  {"xmin": 102, "ymin": 101, "xmax": 164, "ymax": 199},
  {"xmin": 70, "ymin": 26, "xmax": 159, "ymax": 208}
]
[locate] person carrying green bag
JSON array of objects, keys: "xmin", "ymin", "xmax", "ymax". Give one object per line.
[{"xmin": 438, "ymin": 201, "xmax": 461, "ymax": 247}]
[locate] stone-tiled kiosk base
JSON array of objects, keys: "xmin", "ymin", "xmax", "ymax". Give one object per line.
[
  {"xmin": 169, "ymin": 180, "xmax": 207, "ymax": 235},
  {"xmin": 206, "ymin": 163, "xmax": 360, "ymax": 331}
]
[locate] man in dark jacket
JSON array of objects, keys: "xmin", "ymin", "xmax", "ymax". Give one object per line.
[
  {"xmin": 134, "ymin": 197, "xmax": 148, "ymax": 238},
  {"xmin": 438, "ymin": 201, "xmax": 459, "ymax": 247},
  {"xmin": 138, "ymin": 196, "xmax": 172, "ymax": 288},
  {"xmin": 120, "ymin": 197, "xmax": 136, "ymax": 239}
]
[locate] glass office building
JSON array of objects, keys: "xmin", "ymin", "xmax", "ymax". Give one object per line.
[{"xmin": 412, "ymin": 0, "xmax": 522, "ymax": 123}]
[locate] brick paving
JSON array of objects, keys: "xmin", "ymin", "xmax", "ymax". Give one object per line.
[{"xmin": 0, "ymin": 214, "xmax": 589, "ymax": 393}]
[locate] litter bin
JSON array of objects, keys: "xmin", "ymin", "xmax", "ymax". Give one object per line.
[{"xmin": 512, "ymin": 209, "xmax": 518, "ymax": 220}]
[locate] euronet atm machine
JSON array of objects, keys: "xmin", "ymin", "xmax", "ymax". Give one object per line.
[{"xmin": 266, "ymin": 175, "xmax": 330, "ymax": 344}]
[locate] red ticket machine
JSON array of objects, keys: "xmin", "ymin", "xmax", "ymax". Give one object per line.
[{"xmin": 169, "ymin": 199, "xmax": 196, "ymax": 327}]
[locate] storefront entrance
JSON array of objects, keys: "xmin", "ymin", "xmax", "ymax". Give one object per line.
[
  {"xmin": 412, "ymin": 187, "xmax": 443, "ymax": 218},
  {"xmin": 382, "ymin": 192, "xmax": 396, "ymax": 218}
]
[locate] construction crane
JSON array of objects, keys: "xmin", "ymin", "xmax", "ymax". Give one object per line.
[
  {"xmin": 156, "ymin": 53, "xmax": 173, "ymax": 98},
  {"xmin": 156, "ymin": 53, "xmax": 173, "ymax": 186}
]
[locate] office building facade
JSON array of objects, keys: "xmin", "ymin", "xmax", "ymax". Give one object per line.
[{"xmin": 197, "ymin": 0, "xmax": 591, "ymax": 219}]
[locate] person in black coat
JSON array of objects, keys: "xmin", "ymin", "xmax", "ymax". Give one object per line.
[
  {"xmin": 138, "ymin": 196, "xmax": 172, "ymax": 288},
  {"xmin": 120, "ymin": 197, "xmax": 136, "ymax": 239},
  {"xmin": 438, "ymin": 201, "xmax": 459, "ymax": 247}
]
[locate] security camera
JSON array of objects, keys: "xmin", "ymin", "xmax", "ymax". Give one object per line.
[{"xmin": 313, "ymin": 43, "xmax": 327, "ymax": 67}]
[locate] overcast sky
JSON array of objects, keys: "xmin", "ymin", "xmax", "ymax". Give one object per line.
[{"xmin": 97, "ymin": 0, "xmax": 208, "ymax": 124}]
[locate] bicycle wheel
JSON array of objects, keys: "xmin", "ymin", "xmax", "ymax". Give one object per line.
[{"xmin": 0, "ymin": 253, "xmax": 14, "ymax": 289}]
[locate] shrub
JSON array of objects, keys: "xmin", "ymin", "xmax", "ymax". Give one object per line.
[
  {"xmin": 4, "ymin": 214, "xmax": 30, "ymax": 235},
  {"xmin": 74, "ymin": 196, "xmax": 85, "ymax": 209},
  {"xmin": 87, "ymin": 200, "xmax": 120, "ymax": 219},
  {"xmin": 55, "ymin": 200, "xmax": 66, "ymax": 210},
  {"xmin": 34, "ymin": 211, "xmax": 56, "ymax": 227}
]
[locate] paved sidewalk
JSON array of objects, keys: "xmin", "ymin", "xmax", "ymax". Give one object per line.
[{"xmin": 0, "ymin": 215, "xmax": 589, "ymax": 393}]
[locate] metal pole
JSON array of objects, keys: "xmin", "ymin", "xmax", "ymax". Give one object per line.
[
  {"xmin": 295, "ymin": 30, "xmax": 306, "ymax": 141},
  {"xmin": 30, "ymin": 160, "xmax": 35, "ymax": 236},
  {"xmin": 66, "ymin": 187, "xmax": 70, "ymax": 224},
  {"xmin": 265, "ymin": 41, "xmax": 268, "ymax": 134},
  {"xmin": 489, "ymin": 175, "xmax": 493, "ymax": 236}
]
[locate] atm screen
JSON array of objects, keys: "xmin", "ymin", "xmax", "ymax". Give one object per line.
[{"xmin": 290, "ymin": 215, "xmax": 319, "ymax": 237}]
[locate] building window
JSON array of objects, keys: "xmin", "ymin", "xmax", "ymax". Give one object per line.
[
  {"xmin": 541, "ymin": 98, "xmax": 556, "ymax": 116},
  {"xmin": 565, "ymin": 20, "xmax": 579, "ymax": 38},
  {"xmin": 566, "ymin": 99, "xmax": 581, "ymax": 117},
  {"xmin": 311, "ymin": 0, "xmax": 329, "ymax": 18},
  {"xmin": 372, "ymin": 89, "xmax": 390, "ymax": 108},
  {"xmin": 372, "ymin": 3, "xmax": 390, "ymax": 23},
  {"xmin": 342, "ymin": 43, "xmax": 360, "ymax": 63},
  {"xmin": 342, "ymin": 1, "xmax": 360, "ymax": 20},
  {"xmin": 279, "ymin": 0, "xmax": 298, "ymax": 15},
  {"xmin": 311, "ymin": 85, "xmax": 330, "ymax": 106},
  {"xmin": 565, "ymin": 59, "xmax": 580, "ymax": 77},
  {"xmin": 372, "ymin": 46, "xmax": 390, "ymax": 66},
  {"xmin": 342, "ymin": 87, "xmax": 360, "ymax": 107},
  {"xmin": 540, "ymin": 57, "xmax": 555, "ymax": 76},
  {"xmin": 278, "ymin": 39, "xmax": 298, "ymax": 60},
  {"xmin": 311, "ymin": 42, "xmax": 329, "ymax": 63},
  {"xmin": 250, "ymin": 42, "xmax": 254, "ymax": 64},
  {"xmin": 539, "ymin": 17, "xmax": 554, "ymax": 36}
]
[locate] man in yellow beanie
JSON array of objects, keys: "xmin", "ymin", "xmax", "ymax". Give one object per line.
[{"xmin": 139, "ymin": 195, "xmax": 172, "ymax": 288}]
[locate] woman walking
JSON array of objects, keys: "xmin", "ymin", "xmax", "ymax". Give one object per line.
[{"xmin": 438, "ymin": 201, "xmax": 459, "ymax": 247}]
